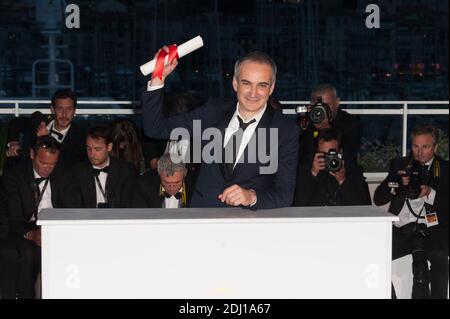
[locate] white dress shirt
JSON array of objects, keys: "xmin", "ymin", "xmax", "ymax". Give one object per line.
[
  {"xmin": 47, "ymin": 120, "xmax": 70, "ymax": 143},
  {"xmin": 163, "ymin": 187, "xmax": 183, "ymax": 208},
  {"xmin": 32, "ymin": 169, "xmax": 53, "ymax": 222},
  {"xmin": 223, "ymin": 103, "xmax": 266, "ymax": 168},
  {"xmin": 395, "ymin": 158, "xmax": 437, "ymax": 228},
  {"xmin": 93, "ymin": 158, "xmax": 110, "ymax": 206}
]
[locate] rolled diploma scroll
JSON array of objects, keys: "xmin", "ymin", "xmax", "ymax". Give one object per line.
[{"xmin": 140, "ymin": 35, "xmax": 204, "ymax": 76}]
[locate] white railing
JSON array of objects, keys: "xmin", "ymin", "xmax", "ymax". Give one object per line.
[{"xmin": 1, "ymin": 99, "xmax": 448, "ymax": 182}]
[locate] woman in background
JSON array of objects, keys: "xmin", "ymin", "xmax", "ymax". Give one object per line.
[{"xmin": 110, "ymin": 118, "xmax": 144, "ymax": 173}]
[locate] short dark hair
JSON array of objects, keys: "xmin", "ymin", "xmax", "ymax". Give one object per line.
[
  {"xmin": 234, "ymin": 51, "xmax": 277, "ymax": 83},
  {"xmin": 315, "ymin": 128, "xmax": 342, "ymax": 149},
  {"xmin": 32, "ymin": 135, "xmax": 61, "ymax": 154},
  {"xmin": 411, "ymin": 124, "xmax": 440, "ymax": 145},
  {"xmin": 51, "ymin": 89, "xmax": 77, "ymax": 108},
  {"xmin": 311, "ymin": 83, "xmax": 338, "ymax": 101},
  {"xmin": 87, "ymin": 125, "xmax": 112, "ymax": 144}
]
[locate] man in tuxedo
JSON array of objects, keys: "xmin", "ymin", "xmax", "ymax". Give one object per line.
[
  {"xmin": 0, "ymin": 176, "xmax": 18, "ymax": 298},
  {"xmin": 374, "ymin": 125, "xmax": 449, "ymax": 299},
  {"xmin": 142, "ymin": 49, "xmax": 299, "ymax": 209},
  {"xmin": 134, "ymin": 153, "xmax": 191, "ymax": 208},
  {"xmin": 298, "ymin": 84, "xmax": 362, "ymax": 166},
  {"xmin": 294, "ymin": 128, "xmax": 371, "ymax": 206},
  {"xmin": 4, "ymin": 89, "xmax": 87, "ymax": 170},
  {"xmin": 72, "ymin": 125, "xmax": 137, "ymax": 208},
  {"xmin": 2, "ymin": 135, "xmax": 73, "ymax": 298}
]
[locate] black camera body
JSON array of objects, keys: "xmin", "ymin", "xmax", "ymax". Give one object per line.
[
  {"xmin": 405, "ymin": 160, "xmax": 431, "ymax": 200},
  {"xmin": 295, "ymin": 96, "xmax": 333, "ymax": 129},
  {"xmin": 323, "ymin": 149, "xmax": 343, "ymax": 172},
  {"xmin": 387, "ymin": 159, "xmax": 432, "ymax": 199}
]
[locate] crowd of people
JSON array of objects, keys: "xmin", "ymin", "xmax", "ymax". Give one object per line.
[{"xmin": 0, "ymin": 49, "xmax": 447, "ymax": 299}]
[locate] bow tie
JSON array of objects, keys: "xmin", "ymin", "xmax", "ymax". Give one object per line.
[
  {"xmin": 35, "ymin": 177, "xmax": 48, "ymax": 185},
  {"xmin": 237, "ymin": 115, "xmax": 256, "ymax": 131},
  {"xmin": 50, "ymin": 128, "xmax": 64, "ymax": 141},
  {"xmin": 92, "ymin": 166, "xmax": 109, "ymax": 176},
  {"xmin": 161, "ymin": 191, "xmax": 182, "ymax": 200}
]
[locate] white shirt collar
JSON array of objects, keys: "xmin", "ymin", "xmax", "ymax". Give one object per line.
[
  {"xmin": 162, "ymin": 187, "xmax": 183, "ymax": 197},
  {"xmin": 33, "ymin": 169, "xmax": 43, "ymax": 179},
  {"xmin": 93, "ymin": 157, "xmax": 110, "ymax": 170},
  {"xmin": 425, "ymin": 157, "xmax": 434, "ymax": 167},
  {"xmin": 235, "ymin": 103, "xmax": 267, "ymax": 124},
  {"xmin": 47, "ymin": 120, "xmax": 71, "ymax": 140}
]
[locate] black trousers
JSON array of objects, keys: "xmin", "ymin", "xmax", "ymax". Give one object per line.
[
  {"xmin": 0, "ymin": 237, "xmax": 41, "ymax": 299},
  {"xmin": 0, "ymin": 239, "xmax": 19, "ymax": 299},
  {"xmin": 393, "ymin": 224, "xmax": 449, "ymax": 299},
  {"xmin": 14, "ymin": 237, "xmax": 41, "ymax": 299}
]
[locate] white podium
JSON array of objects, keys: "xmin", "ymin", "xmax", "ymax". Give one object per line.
[{"xmin": 37, "ymin": 206, "xmax": 397, "ymax": 299}]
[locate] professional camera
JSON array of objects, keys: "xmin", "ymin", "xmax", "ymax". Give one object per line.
[
  {"xmin": 387, "ymin": 160, "xmax": 431, "ymax": 199},
  {"xmin": 323, "ymin": 149, "xmax": 343, "ymax": 172},
  {"xmin": 404, "ymin": 160, "xmax": 431, "ymax": 200},
  {"xmin": 295, "ymin": 96, "xmax": 333, "ymax": 129}
]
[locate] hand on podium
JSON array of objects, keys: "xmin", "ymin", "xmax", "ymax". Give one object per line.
[{"xmin": 25, "ymin": 229, "xmax": 42, "ymax": 247}]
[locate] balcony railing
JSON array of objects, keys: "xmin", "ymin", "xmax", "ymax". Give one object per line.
[{"xmin": 1, "ymin": 99, "xmax": 448, "ymax": 182}]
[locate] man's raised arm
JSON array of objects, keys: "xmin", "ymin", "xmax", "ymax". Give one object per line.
[{"xmin": 141, "ymin": 46, "xmax": 231, "ymax": 140}]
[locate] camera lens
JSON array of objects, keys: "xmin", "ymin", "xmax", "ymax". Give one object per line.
[
  {"xmin": 328, "ymin": 158, "xmax": 342, "ymax": 172},
  {"xmin": 309, "ymin": 106, "xmax": 325, "ymax": 124}
]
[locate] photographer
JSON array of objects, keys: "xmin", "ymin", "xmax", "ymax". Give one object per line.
[
  {"xmin": 297, "ymin": 84, "xmax": 362, "ymax": 166},
  {"xmin": 374, "ymin": 125, "xmax": 449, "ymax": 299},
  {"xmin": 294, "ymin": 128, "xmax": 371, "ymax": 206}
]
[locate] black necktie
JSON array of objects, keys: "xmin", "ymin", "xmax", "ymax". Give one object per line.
[
  {"xmin": 224, "ymin": 116, "xmax": 256, "ymax": 175},
  {"xmin": 92, "ymin": 166, "xmax": 109, "ymax": 177},
  {"xmin": 35, "ymin": 177, "xmax": 48, "ymax": 185},
  {"xmin": 50, "ymin": 128, "xmax": 64, "ymax": 141},
  {"xmin": 237, "ymin": 115, "xmax": 256, "ymax": 131},
  {"xmin": 161, "ymin": 191, "xmax": 182, "ymax": 199}
]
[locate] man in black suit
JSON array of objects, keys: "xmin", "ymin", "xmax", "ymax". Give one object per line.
[
  {"xmin": 294, "ymin": 128, "xmax": 371, "ymax": 206},
  {"xmin": 4, "ymin": 89, "xmax": 87, "ymax": 170},
  {"xmin": 142, "ymin": 49, "xmax": 299, "ymax": 209},
  {"xmin": 2, "ymin": 135, "xmax": 73, "ymax": 298},
  {"xmin": 72, "ymin": 125, "xmax": 137, "ymax": 208},
  {"xmin": 0, "ymin": 176, "xmax": 8, "ymax": 239},
  {"xmin": 0, "ymin": 176, "xmax": 18, "ymax": 298},
  {"xmin": 374, "ymin": 125, "xmax": 449, "ymax": 299},
  {"xmin": 134, "ymin": 153, "xmax": 191, "ymax": 208},
  {"xmin": 298, "ymin": 84, "xmax": 362, "ymax": 166}
]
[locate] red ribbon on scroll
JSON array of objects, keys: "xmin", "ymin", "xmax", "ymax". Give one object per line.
[{"xmin": 152, "ymin": 44, "xmax": 179, "ymax": 80}]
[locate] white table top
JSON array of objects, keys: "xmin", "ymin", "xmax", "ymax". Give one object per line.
[{"xmin": 37, "ymin": 206, "xmax": 398, "ymax": 225}]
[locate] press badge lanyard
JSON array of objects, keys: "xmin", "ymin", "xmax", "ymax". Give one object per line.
[
  {"xmin": 405, "ymin": 198, "xmax": 425, "ymax": 221},
  {"xmin": 94, "ymin": 175, "xmax": 108, "ymax": 203},
  {"xmin": 34, "ymin": 179, "xmax": 49, "ymax": 219}
]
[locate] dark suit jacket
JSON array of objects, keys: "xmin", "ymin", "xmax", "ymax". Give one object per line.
[
  {"xmin": 2, "ymin": 160, "xmax": 75, "ymax": 238},
  {"xmin": 0, "ymin": 177, "xmax": 9, "ymax": 239},
  {"xmin": 71, "ymin": 156, "xmax": 137, "ymax": 208},
  {"xmin": 133, "ymin": 171, "xmax": 192, "ymax": 208},
  {"xmin": 298, "ymin": 109, "xmax": 362, "ymax": 165},
  {"xmin": 141, "ymin": 88, "xmax": 300, "ymax": 209},
  {"xmin": 373, "ymin": 156, "xmax": 449, "ymax": 248},
  {"xmin": 5, "ymin": 112, "xmax": 87, "ymax": 169},
  {"xmin": 294, "ymin": 161, "xmax": 371, "ymax": 206}
]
